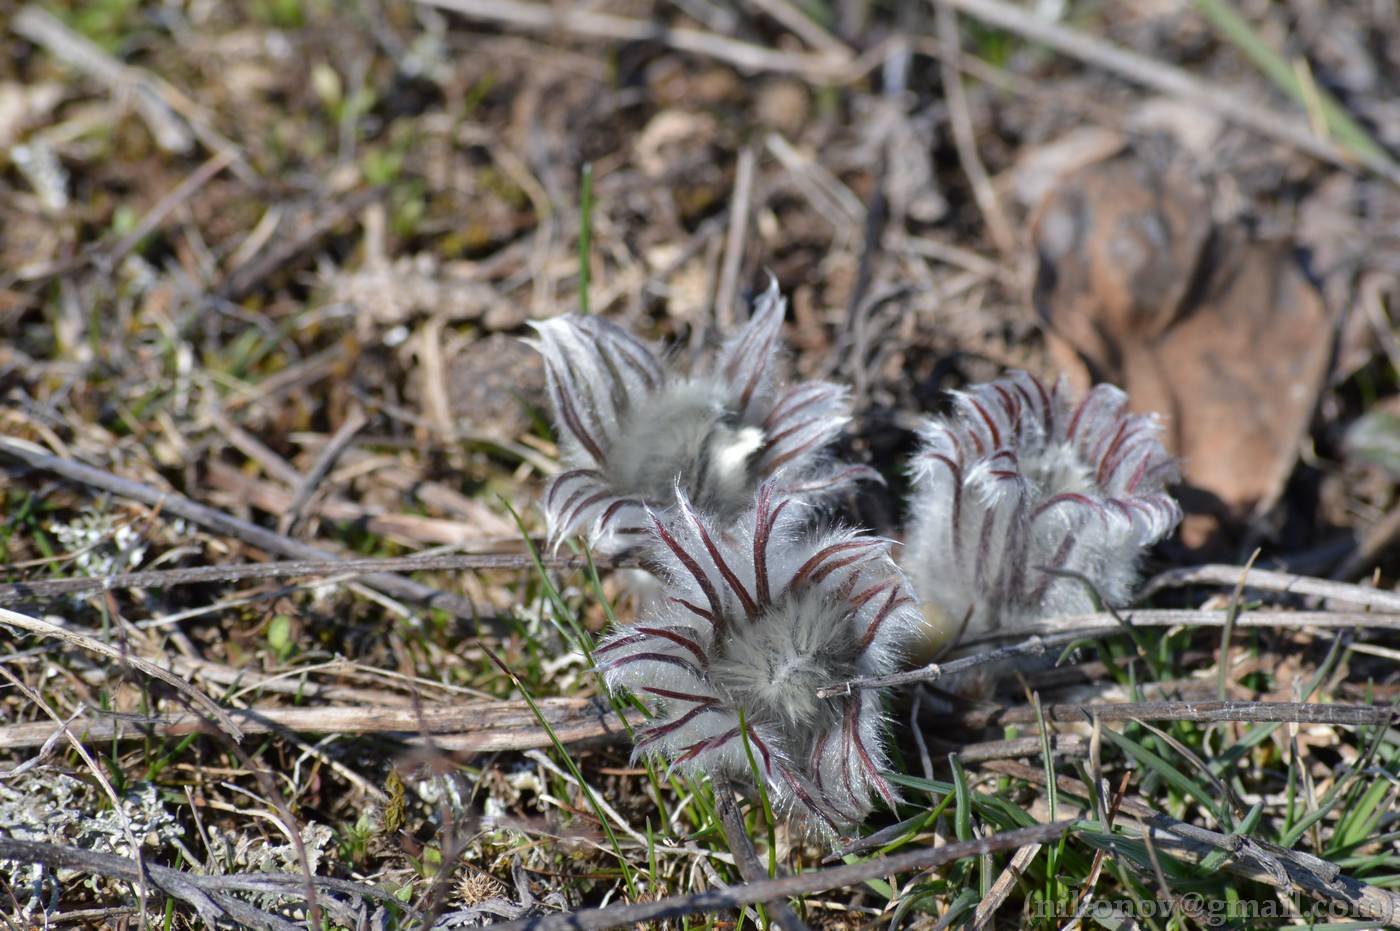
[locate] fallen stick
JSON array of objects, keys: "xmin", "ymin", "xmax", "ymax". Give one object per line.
[
  {"xmin": 821, "ymin": 609, "xmax": 1400, "ymax": 696},
  {"xmin": 713, "ymin": 777, "xmax": 811, "ymax": 931},
  {"xmin": 0, "ymin": 552, "xmax": 609, "ymax": 605},
  {"xmin": 486, "ymin": 822, "xmax": 1074, "ymax": 931},
  {"xmin": 0, "ymin": 838, "xmax": 418, "ymax": 930},
  {"xmin": 0, "ymin": 696, "xmax": 637, "ymax": 751},
  {"xmin": 0, "ymin": 436, "xmax": 480, "ymax": 621},
  {"xmin": 2, "ymin": 691, "xmax": 1382, "ymax": 754},
  {"xmin": 945, "ymin": 699, "xmax": 1398, "ymax": 730},
  {"xmin": 938, "ymin": 0, "xmax": 1400, "ymax": 185},
  {"xmin": 416, "ymin": 0, "xmax": 852, "ymax": 79},
  {"xmin": 0, "ymin": 605, "xmax": 244, "ymax": 742},
  {"xmin": 1140, "ymin": 564, "xmax": 1400, "ymax": 612}
]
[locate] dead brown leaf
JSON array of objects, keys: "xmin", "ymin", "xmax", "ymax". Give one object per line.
[{"xmin": 1032, "ymin": 151, "xmax": 1333, "ymax": 547}]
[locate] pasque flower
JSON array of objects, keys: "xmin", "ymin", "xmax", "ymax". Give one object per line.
[
  {"xmin": 530, "ymin": 281, "xmax": 870, "ymax": 554},
  {"xmin": 595, "ymin": 482, "xmax": 921, "ymax": 835},
  {"xmin": 904, "ymin": 371, "xmax": 1181, "ymax": 645}
]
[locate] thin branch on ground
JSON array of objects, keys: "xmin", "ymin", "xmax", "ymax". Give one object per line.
[
  {"xmin": 933, "ymin": 0, "xmax": 1016, "ymax": 256},
  {"xmin": 415, "ymin": 0, "xmax": 854, "ymax": 79},
  {"xmin": 0, "ymin": 696, "xmax": 637, "ymax": 751},
  {"xmin": 486, "ymin": 822, "xmax": 1074, "ymax": 931},
  {"xmin": 0, "ymin": 435, "xmax": 479, "ymax": 621},
  {"xmin": 714, "ymin": 145, "xmax": 757, "ymax": 330},
  {"xmin": 0, "ymin": 552, "xmax": 618, "ymax": 605},
  {"xmin": 277, "ymin": 404, "xmax": 369, "ymax": 536},
  {"xmin": 973, "ymin": 841, "xmax": 1041, "ymax": 928},
  {"xmin": 820, "ymin": 608, "xmax": 1400, "ymax": 696},
  {"xmin": 938, "ymin": 0, "xmax": 1400, "ymax": 185},
  {"xmin": 713, "ymin": 778, "xmax": 811, "ymax": 931},
  {"xmin": 219, "ymin": 188, "xmax": 383, "ymax": 299},
  {"xmin": 0, "ymin": 838, "xmax": 419, "ymax": 930},
  {"xmin": 0, "ymin": 666, "xmax": 153, "ymax": 927},
  {"xmin": 944, "ymin": 699, "xmax": 1398, "ymax": 730},
  {"xmin": 0, "ymin": 605, "xmax": 243, "ymax": 742},
  {"xmin": 1140, "ymin": 563, "xmax": 1400, "ymax": 612}
]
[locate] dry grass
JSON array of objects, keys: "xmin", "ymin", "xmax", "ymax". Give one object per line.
[{"xmin": 2, "ymin": 1, "xmax": 1399, "ymax": 928}]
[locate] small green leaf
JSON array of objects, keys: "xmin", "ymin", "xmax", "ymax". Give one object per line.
[
  {"xmin": 267, "ymin": 614, "xmax": 294, "ymax": 659},
  {"xmin": 1345, "ymin": 410, "xmax": 1400, "ymax": 480}
]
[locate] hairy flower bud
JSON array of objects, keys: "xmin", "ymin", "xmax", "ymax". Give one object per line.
[
  {"xmin": 904, "ymin": 371, "xmax": 1181, "ymax": 646},
  {"xmin": 529, "ymin": 281, "xmax": 872, "ymax": 554},
  {"xmin": 595, "ymin": 483, "xmax": 921, "ymax": 836}
]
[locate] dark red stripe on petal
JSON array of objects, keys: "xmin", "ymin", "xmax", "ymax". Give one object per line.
[
  {"xmin": 762, "ymin": 436, "xmax": 825, "ymax": 475},
  {"xmin": 1027, "ymin": 532, "xmax": 1077, "ymax": 603},
  {"xmin": 1032, "ymin": 492, "xmax": 1105, "ymax": 523},
  {"xmin": 860, "ymin": 585, "xmax": 912, "ymax": 649},
  {"xmin": 764, "ymin": 383, "xmax": 835, "ymax": 431},
  {"xmin": 633, "ymin": 626, "xmax": 709, "ymax": 667},
  {"xmin": 789, "ymin": 540, "xmax": 878, "ymax": 590},
  {"xmin": 601, "ymin": 651, "xmax": 703, "ymax": 680},
  {"xmin": 781, "ymin": 464, "xmax": 880, "ymax": 495},
  {"xmin": 638, "ymin": 703, "xmax": 722, "ymax": 747},
  {"xmin": 651, "ymin": 513, "xmax": 724, "ymax": 632},
  {"xmin": 682, "ymin": 496, "xmax": 758, "ymax": 621},
  {"xmin": 738, "ymin": 331, "xmax": 778, "ymax": 416},
  {"xmin": 764, "ymin": 416, "xmax": 826, "ymax": 453},
  {"xmin": 753, "ymin": 483, "xmax": 773, "ymax": 607},
  {"xmin": 674, "ymin": 727, "xmax": 739, "ymax": 766},
  {"xmin": 669, "ymin": 596, "xmax": 718, "ymax": 629},
  {"xmin": 922, "ymin": 452, "xmax": 963, "ymax": 487},
  {"xmin": 779, "ymin": 764, "xmax": 841, "ymax": 833},
  {"xmin": 848, "ymin": 692, "xmax": 898, "ymax": 809},
  {"xmin": 545, "ymin": 469, "xmax": 604, "ymax": 509},
  {"xmin": 848, "ymin": 578, "xmax": 896, "ymax": 611},
  {"xmin": 744, "ymin": 724, "xmax": 773, "ymax": 775},
  {"xmin": 1095, "ymin": 419, "xmax": 1132, "ymax": 486},
  {"xmin": 810, "ymin": 546, "xmax": 881, "ymax": 585},
  {"xmin": 598, "ymin": 497, "xmax": 643, "ymax": 530},
  {"xmin": 553, "ymin": 377, "xmax": 607, "ymax": 464},
  {"xmin": 562, "ymin": 490, "xmax": 615, "ymax": 534},
  {"xmin": 966, "ymin": 395, "xmax": 1001, "ymax": 449},
  {"xmin": 641, "ymin": 686, "xmax": 718, "ymax": 704},
  {"xmin": 607, "ymin": 332, "xmax": 664, "ymax": 392}
]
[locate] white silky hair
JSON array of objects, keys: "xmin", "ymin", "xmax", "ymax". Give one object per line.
[
  {"xmin": 604, "ymin": 377, "xmax": 766, "ymax": 522},
  {"xmin": 528, "ymin": 279, "xmax": 870, "ymax": 556},
  {"xmin": 904, "ymin": 371, "xmax": 1181, "ymax": 655},
  {"xmin": 708, "ymin": 587, "xmax": 860, "ymax": 735},
  {"xmin": 597, "ymin": 484, "xmax": 922, "ymax": 838}
]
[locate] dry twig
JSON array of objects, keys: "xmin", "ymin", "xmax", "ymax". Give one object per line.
[
  {"xmin": 0, "ymin": 696, "xmax": 635, "ymax": 751},
  {"xmin": 415, "ymin": 0, "xmax": 852, "ymax": 79},
  {"xmin": 713, "ymin": 778, "xmax": 811, "ymax": 931},
  {"xmin": 0, "ymin": 436, "xmax": 479, "ymax": 621},
  {"xmin": 0, "ymin": 838, "xmax": 417, "ymax": 930},
  {"xmin": 937, "ymin": 0, "xmax": 1400, "ymax": 185},
  {"xmin": 1141, "ymin": 564, "xmax": 1400, "ymax": 612},
  {"xmin": 933, "ymin": 1, "xmax": 1016, "ymax": 256},
  {"xmin": 278, "ymin": 405, "xmax": 369, "ymax": 536},
  {"xmin": 0, "ymin": 553, "xmax": 612, "ymax": 605},
  {"xmin": 0, "ymin": 605, "xmax": 243, "ymax": 742},
  {"xmin": 487, "ymin": 822, "xmax": 1074, "ymax": 931},
  {"xmin": 820, "ymin": 608, "xmax": 1400, "ymax": 697}
]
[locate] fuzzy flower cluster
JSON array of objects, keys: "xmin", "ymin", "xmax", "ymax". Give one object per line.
[
  {"xmin": 530, "ymin": 280, "xmax": 871, "ymax": 555},
  {"xmin": 595, "ymin": 483, "xmax": 921, "ymax": 833},
  {"xmin": 903, "ymin": 371, "xmax": 1181, "ymax": 644},
  {"xmin": 527, "ymin": 289, "xmax": 1181, "ymax": 840}
]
